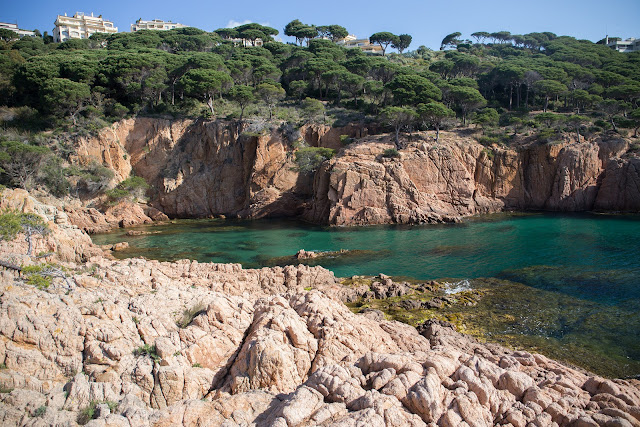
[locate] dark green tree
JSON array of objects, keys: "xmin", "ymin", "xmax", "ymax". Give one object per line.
[
  {"xmin": 300, "ymin": 97, "xmax": 325, "ymax": 123},
  {"xmin": 180, "ymin": 69, "xmax": 233, "ymax": 116},
  {"xmin": 386, "ymin": 74, "xmax": 441, "ymax": 105},
  {"xmin": 370, "ymin": 32, "xmax": 399, "ymax": 56},
  {"xmin": 391, "ymin": 34, "xmax": 412, "ymax": 54},
  {"xmin": 417, "ymin": 102, "xmax": 455, "ymax": 142},
  {"xmin": 449, "ymin": 86, "xmax": 486, "ymax": 125},
  {"xmin": 380, "ymin": 106, "xmax": 418, "ymax": 148},
  {"xmin": 534, "ymin": 80, "xmax": 567, "ymax": 112},
  {"xmin": 229, "ymin": 85, "xmax": 254, "ymax": 120},
  {"xmin": 40, "ymin": 78, "xmax": 91, "ymax": 125},
  {"xmin": 565, "ymin": 115, "xmax": 589, "ymax": 142},
  {"xmin": 440, "ymin": 32, "xmax": 461, "ymax": 50},
  {"xmin": 256, "ymin": 82, "xmax": 285, "ymax": 119}
]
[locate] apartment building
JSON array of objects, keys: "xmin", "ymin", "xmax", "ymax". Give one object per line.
[
  {"xmin": 606, "ymin": 36, "xmax": 640, "ymax": 53},
  {"xmin": 0, "ymin": 22, "xmax": 35, "ymax": 37},
  {"xmin": 131, "ymin": 19, "xmax": 187, "ymax": 32},
  {"xmin": 53, "ymin": 12, "xmax": 117, "ymax": 43},
  {"xmin": 336, "ymin": 34, "xmax": 383, "ymax": 55}
]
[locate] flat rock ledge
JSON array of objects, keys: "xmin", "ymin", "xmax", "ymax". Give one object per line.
[{"xmin": 0, "ymin": 258, "xmax": 639, "ymax": 427}]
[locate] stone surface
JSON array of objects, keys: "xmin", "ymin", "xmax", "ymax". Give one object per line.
[
  {"xmin": 1, "ymin": 189, "xmax": 640, "ymax": 426},
  {"xmin": 73, "ymin": 118, "xmax": 639, "ymax": 226}
]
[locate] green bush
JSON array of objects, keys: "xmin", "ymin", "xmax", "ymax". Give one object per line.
[
  {"xmin": 104, "ymin": 187, "xmax": 130, "ymax": 202},
  {"xmin": 133, "ymin": 344, "xmax": 160, "ymax": 362},
  {"xmin": 76, "ymin": 401, "xmax": 117, "ymax": 425},
  {"xmin": 294, "ymin": 147, "xmax": 335, "ymax": 173},
  {"xmin": 382, "ymin": 148, "xmax": 400, "ymax": 158},
  {"xmin": 340, "ymin": 135, "xmax": 353, "ymax": 146},
  {"xmin": 537, "ymin": 128, "xmax": 560, "ymax": 143},
  {"xmin": 477, "ymin": 136, "xmax": 500, "ymax": 146},
  {"xmin": 41, "ymin": 157, "xmax": 70, "ymax": 196},
  {"xmin": 105, "ymin": 176, "xmax": 149, "ymax": 202},
  {"xmin": 34, "ymin": 406, "xmax": 47, "ymax": 417}
]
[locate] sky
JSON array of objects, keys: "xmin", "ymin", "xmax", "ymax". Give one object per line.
[{"xmin": 2, "ymin": 0, "xmax": 639, "ymax": 50}]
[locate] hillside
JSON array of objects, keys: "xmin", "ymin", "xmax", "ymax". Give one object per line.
[{"xmin": 1, "ymin": 24, "xmax": 639, "ymax": 208}]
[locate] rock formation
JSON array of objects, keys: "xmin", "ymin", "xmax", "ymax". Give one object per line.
[
  {"xmin": 73, "ymin": 118, "xmax": 640, "ymax": 226},
  {"xmin": 0, "ymin": 193, "xmax": 639, "ymax": 426},
  {"xmin": 306, "ymin": 133, "xmax": 640, "ymax": 225}
]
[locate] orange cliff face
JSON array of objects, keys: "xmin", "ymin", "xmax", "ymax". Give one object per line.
[{"xmin": 74, "ymin": 118, "xmax": 640, "ymax": 225}]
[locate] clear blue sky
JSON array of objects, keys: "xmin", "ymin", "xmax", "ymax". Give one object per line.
[{"xmin": 2, "ymin": 0, "xmax": 639, "ymax": 50}]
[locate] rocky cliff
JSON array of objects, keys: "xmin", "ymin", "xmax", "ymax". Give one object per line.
[
  {"xmin": 305, "ymin": 133, "xmax": 640, "ymax": 225},
  {"xmin": 74, "ymin": 118, "xmax": 640, "ymax": 226},
  {"xmin": 0, "ymin": 192, "xmax": 639, "ymax": 426}
]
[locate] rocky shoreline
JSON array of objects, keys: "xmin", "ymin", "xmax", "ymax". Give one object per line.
[{"xmin": 1, "ymin": 189, "xmax": 640, "ymax": 426}]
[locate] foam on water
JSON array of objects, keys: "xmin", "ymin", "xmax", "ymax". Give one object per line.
[{"xmin": 443, "ymin": 279, "xmax": 472, "ymax": 294}]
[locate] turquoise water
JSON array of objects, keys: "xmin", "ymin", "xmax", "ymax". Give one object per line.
[{"xmin": 92, "ymin": 213, "xmax": 640, "ymax": 377}]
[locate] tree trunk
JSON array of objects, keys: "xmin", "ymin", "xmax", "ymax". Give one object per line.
[
  {"xmin": 207, "ymin": 96, "xmax": 215, "ymax": 116},
  {"xmin": 575, "ymin": 126, "xmax": 580, "ymax": 142},
  {"xmin": 544, "ymin": 96, "xmax": 549, "ymax": 112},
  {"xmin": 25, "ymin": 233, "xmax": 33, "ymax": 256},
  {"xmin": 435, "ymin": 124, "xmax": 440, "ymax": 143},
  {"xmin": 509, "ymin": 85, "xmax": 513, "ymax": 111},
  {"xmin": 395, "ymin": 127, "xmax": 400, "ymax": 147}
]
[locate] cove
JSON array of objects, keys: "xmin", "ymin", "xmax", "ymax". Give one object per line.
[{"xmin": 92, "ymin": 213, "xmax": 640, "ymax": 378}]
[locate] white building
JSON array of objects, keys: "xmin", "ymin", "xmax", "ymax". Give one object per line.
[
  {"xmin": 53, "ymin": 12, "xmax": 118, "ymax": 43},
  {"xmin": 131, "ymin": 19, "xmax": 187, "ymax": 32},
  {"xmin": 0, "ymin": 22, "xmax": 36, "ymax": 37},
  {"xmin": 606, "ymin": 36, "xmax": 640, "ymax": 53},
  {"xmin": 336, "ymin": 34, "xmax": 383, "ymax": 55}
]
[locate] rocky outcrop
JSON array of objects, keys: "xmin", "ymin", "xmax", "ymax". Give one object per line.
[
  {"xmin": 0, "ymin": 189, "xmax": 103, "ymax": 262},
  {"xmin": 75, "ymin": 118, "xmax": 317, "ymax": 220},
  {"xmin": 1, "ymin": 193, "xmax": 639, "ymax": 426},
  {"xmin": 64, "ymin": 201, "xmax": 168, "ymax": 234},
  {"xmin": 75, "ymin": 118, "xmax": 639, "ymax": 226},
  {"xmin": 306, "ymin": 133, "xmax": 640, "ymax": 225},
  {"xmin": 1, "ymin": 257, "xmax": 639, "ymax": 426}
]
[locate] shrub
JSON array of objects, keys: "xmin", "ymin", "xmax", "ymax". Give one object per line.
[
  {"xmin": 21, "ymin": 263, "xmax": 72, "ymax": 290},
  {"xmin": 133, "ymin": 344, "xmax": 160, "ymax": 362},
  {"xmin": 76, "ymin": 400, "xmax": 116, "ymax": 425},
  {"xmin": 477, "ymin": 136, "xmax": 500, "ymax": 146},
  {"xmin": 105, "ymin": 176, "xmax": 149, "ymax": 202},
  {"xmin": 41, "ymin": 157, "xmax": 70, "ymax": 196},
  {"xmin": 382, "ymin": 148, "xmax": 400, "ymax": 158},
  {"xmin": 340, "ymin": 135, "xmax": 353, "ymax": 146},
  {"xmin": 537, "ymin": 128, "xmax": 559, "ymax": 143},
  {"xmin": 34, "ymin": 405, "xmax": 47, "ymax": 417},
  {"xmin": 294, "ymin": 147, "xmax": 335, "ymax": 173}
]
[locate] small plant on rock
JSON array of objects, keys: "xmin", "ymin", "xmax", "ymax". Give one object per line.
[
  {"xmin": 105, "ymin": 176, "xmax": 149, "ymax": 203},
  {"xmin": 34, "ymin": 405, "xmax": 47, "ymax": 417},
  {"xmin": 21, "ymin": 263, "xmax": 74, "ymax": 291},
  {"xmin": 294, "ymin": 147, "xmax": 335, "ymax": 173},
  {"xmin": 382, "ymin": 148, "xmax": 400, "ymax": 158},
  {"xmin": 133, "ymin": 344, "xmax": 160, "ymax": 362}
]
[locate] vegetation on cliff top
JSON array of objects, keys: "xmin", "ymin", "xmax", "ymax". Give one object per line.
[{"xmin": 0, "ymin": 20, "xmax": 639, "ymax": 195}]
